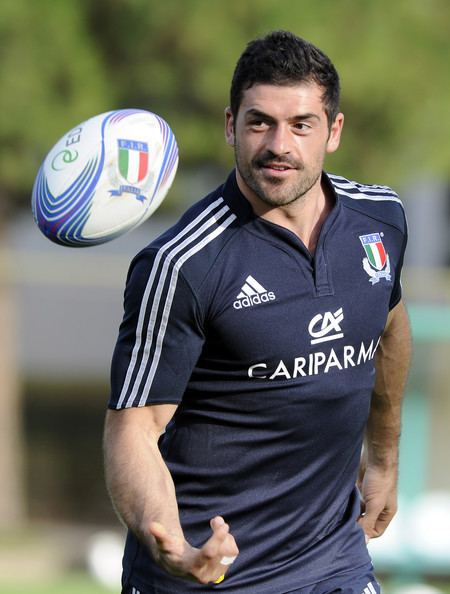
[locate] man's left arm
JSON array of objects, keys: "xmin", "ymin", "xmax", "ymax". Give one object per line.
[{"xmin": 358, "ymin": 299, "xmax": 412, "ymax": 542}]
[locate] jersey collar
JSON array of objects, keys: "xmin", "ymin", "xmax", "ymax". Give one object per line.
[
  {"xmin": 221, "ymin": 170, "xmax": 255, "ymax": 223},
  {"xmin": 222, "ymin": 169, "xmax": 341, "ymax": 297},
  {"xmin": 221, "ymin": 169, "xmax": 341, "ymax": 228}
]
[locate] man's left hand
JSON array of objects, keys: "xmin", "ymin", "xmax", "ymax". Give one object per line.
[{"xmin": 357, "ymin": 462, "xmax": 398, "ymax": 543}]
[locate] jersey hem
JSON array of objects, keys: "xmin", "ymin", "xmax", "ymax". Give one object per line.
[{"xmin": 125, "ymin": 558, "xmax": 373, "ymax": 594}]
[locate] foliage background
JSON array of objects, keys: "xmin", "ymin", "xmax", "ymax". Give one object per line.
[
  {"xmin": 1, "ymin": 2, "xmax": 449, "ymax": 592},
  {"xmin": 1, "ymin": 0, "xmax": 449, "ymax": 212}
]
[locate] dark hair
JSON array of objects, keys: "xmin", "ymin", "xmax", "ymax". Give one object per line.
[{"xmin": 230, "ymin": 30, "xmax": 340, "ymax": 126}]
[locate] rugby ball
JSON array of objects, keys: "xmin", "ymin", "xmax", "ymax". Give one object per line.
[{"xmin": 31, "ymin": 109, "xmax": 178, "ymax": 246}]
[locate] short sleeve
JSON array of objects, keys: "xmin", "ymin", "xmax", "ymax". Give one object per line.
[
  {"xmin": 109, "ymin": 248, "xmax": 205, "ymax": 409},
  {"xmin": 389, "ymin": 205, "xmax": 408, "ymax": 310}
]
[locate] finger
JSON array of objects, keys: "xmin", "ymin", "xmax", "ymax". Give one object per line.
[
  {"xmin": 358, "ymin": 510, "xmax": 375, "ymax": 531},
  {"xmin": 357, "ymin": 514, "xmax": 371, "ymax": 544},
  {"xmin": 201, "ymin": 525, "xmax": 229, "ymax": 562},
  {"xmin": 149, "ymin": 522, "xmax": 174, "ymax": 563},
  {"xmin": 191, "ymin": 523, "xmax": 239, "ymax": 585},
  {"xmin": 357, "ymin": 523, "xmax": 371, "ymax": 544},
  {"xmin": 373, "ymin": 509, "xmax": 395, "ymax": 537},
  {"xmin": 217, "ymin": 530, "xmax": 239, "ymax": 563},
  {"xmin": 208, "ymin": 517, "xmax": 230, "ymax": 548},
  {"xmin": 358, "ymin": 507, "xmax": 393, "ymax": 541},
  {"xmin": 220, "ymin": 555, "xmax": 237, "ymax": 566},
  {"xmin": 210, "ymin": 517, "xmax": 237, "ymax": 551},
  {"xmin": 210, "ymin": 516, "xmax": 227, "ymax": 531},
  {"xmin": 213, "ymin": 541, "xmax": 239, "ymax": 586},
  {"xmin": 357, "ymin": 509, "xmax": 376, "ymax": 541},
  {"xmin": 222, "ymin": 531, "xmax": 239, "ymax": 557},
  {"xmin": 201, "ymin": 519, "xmax": 238, "ymax": 564}
]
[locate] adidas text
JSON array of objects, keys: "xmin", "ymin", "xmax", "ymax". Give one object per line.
[{"xmin": 233, "ymin": 291, "xmax": 276, "ymax": 309}]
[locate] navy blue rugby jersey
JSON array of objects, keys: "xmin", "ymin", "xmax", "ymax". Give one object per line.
[{"xmin": 109, "ymin": 171, "xmax": 407, "ymax": 594}]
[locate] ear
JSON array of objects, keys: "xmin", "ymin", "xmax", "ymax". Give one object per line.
[
  {"xmin": 326, "ymin": 112, "xmax": 344, "ymax": 154},
  {"xmin": 224, "ymin": 107, "xmax": 235, "ymax": 146}
]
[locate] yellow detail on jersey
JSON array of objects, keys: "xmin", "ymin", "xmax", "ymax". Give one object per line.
[{"xmin": 214, "ymin": 574, "xmax": 225, "ymax": 584}]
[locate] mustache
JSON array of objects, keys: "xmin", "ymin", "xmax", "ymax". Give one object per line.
[{"xmin": 253, "ymin": 153, "xmax": 302, "ymax": 169}]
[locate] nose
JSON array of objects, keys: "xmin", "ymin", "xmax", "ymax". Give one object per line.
[{"xmin": 265, "ymin": 124, "xmax": 291, "ymax": 156}]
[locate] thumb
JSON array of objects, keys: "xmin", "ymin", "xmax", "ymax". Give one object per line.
[
  {"xmin": 210, "ymin": 516, "xmax": 227, "ymax": 533},
  {"xmin": 357, "ymin": 518, "xmax": 372, "ymax": 545},
  {"xmin": 149, "ymin": 522, "xmax": 185, "ymax": 552},
  {"xmin": 358, "ymin": 507, "xmax": 378, "ymax": 544},
  {"xmin": 149, "ymin": 521, "xmax": 171, "ymax": 544}
]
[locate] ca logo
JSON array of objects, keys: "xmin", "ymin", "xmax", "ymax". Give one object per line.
[{"xmin": 308, "ymin": 308, "xmax": 344, "ymax": 345}]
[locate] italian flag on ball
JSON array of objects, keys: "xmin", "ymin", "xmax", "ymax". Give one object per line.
[{"xmin": 118, "ymin": 139, "xmax": 149, "ymax": 184}]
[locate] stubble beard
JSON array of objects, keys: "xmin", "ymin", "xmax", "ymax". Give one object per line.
[{"xmin": 234, "ymin": 145, "xmax": 323, "ymax": 208}]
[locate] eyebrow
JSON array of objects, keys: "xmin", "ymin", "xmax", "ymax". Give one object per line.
[{"xmin": 244, "ymin": 108, "xmax": 321, "ymax": 123}]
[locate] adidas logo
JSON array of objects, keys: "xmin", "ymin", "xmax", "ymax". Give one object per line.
[{"xmin": 233, "ymin": 275, "xmax": 276, "ymax": 309}]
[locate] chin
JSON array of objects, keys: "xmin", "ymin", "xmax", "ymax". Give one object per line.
[{"xmin": 256, "ymin": 190, "xmax": 300, "ymax": 208}]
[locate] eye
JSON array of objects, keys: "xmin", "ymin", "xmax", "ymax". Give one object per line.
[
  {"xmin": 248, "ymin": 119, "xmax": 269, "ymax": 131},
  {"xmin": 293, "ymin": 122, "xmax": 311, "ymax": 132}
]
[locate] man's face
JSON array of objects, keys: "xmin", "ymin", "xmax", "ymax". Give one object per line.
[{"xmin": 225, "ymin": 82, "xmax": 343, "ymax": 209}]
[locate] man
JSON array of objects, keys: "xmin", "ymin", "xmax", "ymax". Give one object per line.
[{"xmin": 104, "ymin": 31, "xmax": 411, "ymax": 594}]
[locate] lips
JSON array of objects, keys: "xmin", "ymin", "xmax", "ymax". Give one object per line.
[
  {"xmin": 263, "ymin": 164, "xmax": 293, "ymax": 171},
  {"xmin": 260, "ymin": 162, "xmax": 298, "ymax": 178},
  {"xmin": 256, "ymin": 157, "xmax": 299, "ymax": 171}
]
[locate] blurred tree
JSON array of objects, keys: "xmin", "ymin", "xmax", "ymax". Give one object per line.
[
  {"xmin": 82, "ymin": 0, "xmax": 450, "ymax": 190},
  {"xmin": 1, "ymin": 0, "xmax": 449, "ymax": 209},
  {"xmin": 0, "ymin": 0, "xmax": 111, "ymax": 213},
  {"xmin": 0, "ymin": 0, "xmax": 111, "ymax": 526},
  {"xmin": 0, "ymin": 264, "xmax": 25, "ymax": 529}
]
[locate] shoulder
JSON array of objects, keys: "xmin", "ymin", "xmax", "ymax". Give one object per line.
[
  {"xmin": 129, "ymin": 183, "xmax": 240, "ymax": 291},
  {"xmin": 327, "ymin": 173, "xmax": 406, "ymax": 234}
]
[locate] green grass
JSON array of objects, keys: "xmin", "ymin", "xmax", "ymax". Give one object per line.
[
  {"xmin": 381, "ymin": 580, "xmax": 450, "ymax": 594},
  {"xmin": 0, "ymin": 572, "xmax": 115, "ymax": 594},
  {"xmin": 2, "ymin": 573, "xmax": 450, "ymax": 594}
]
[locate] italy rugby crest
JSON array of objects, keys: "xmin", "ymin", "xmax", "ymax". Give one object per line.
[
  {"xmin": 109, "ymin": 138, "xmax": 150, "ymax": 202},
  {"xmin": 118, "ymin": 139, "xmax": 149, "ymax": 184},
  {"xmin": 359, "ymin": 233, "xmax": 391, "ymax": 284}
]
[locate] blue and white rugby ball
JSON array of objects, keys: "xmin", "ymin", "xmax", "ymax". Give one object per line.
[{"xmin": 31, "ymin": 109, "xmax": 178, "ymax": 246}]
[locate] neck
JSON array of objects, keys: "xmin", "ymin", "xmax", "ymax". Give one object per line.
[{"xmin": 236, "ymin": 172, "xmax": 334, "ymax": 253}]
